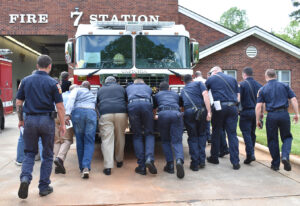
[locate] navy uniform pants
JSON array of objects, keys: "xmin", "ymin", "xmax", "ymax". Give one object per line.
[
  {"xmin": 266, "ymin": 111, "xmax": 293, "ymax": 167},
  {"xmin": 220, "ymin": 129, "xmax": 229, "ymax": 154},
  {"xmin": 211, "ymin": 105, "xmax": 240, "ymax": 165},
  {"xmin": 158, "ymin": 110, "xmax": 184, "ymax": 163},
  {"xmin": 184, "ymin": 108, "xmax": 207, "ymax": 166},
  {"xmin": 128, "ymin": 101, "xmax": 155, "ymax": 168},
  {"xmin": 20, "ymin": 115, "xmax": 55, "ymax": 192},
  {"xmin": 239, "ymin": 109, "xmax": 256, "ymax": 157}
]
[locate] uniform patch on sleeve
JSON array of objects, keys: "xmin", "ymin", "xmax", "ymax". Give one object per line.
[{"xmin": 56, "ymin": 84, "xmax": 62, "ymax": 94}]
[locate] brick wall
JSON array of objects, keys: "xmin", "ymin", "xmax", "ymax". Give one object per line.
[
  {"xmin": 0, "ymin": 0, "xmax": 179, "ymax": 37},
  {"xmin": 178, "ymin": 13, "xmax": 227, "ymax": 48},
  {"xmin": 195, "ymin": 36, "xmax": 300, "ymax": 110}
]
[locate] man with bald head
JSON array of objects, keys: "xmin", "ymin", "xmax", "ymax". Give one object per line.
[
  {"xmin": 65, "ymin": 81, "xmax": 97, "ymax": 178},
  {"xmin": 205, "ymin": 66, "xmax": 240, "ymax": 170}
]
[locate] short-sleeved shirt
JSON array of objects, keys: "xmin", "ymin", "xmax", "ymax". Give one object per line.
[
  {"xmin": 240, "ymin": 77, "xmax": 262, "ymax": 109},
  {"xmin": 180, "ymin": 81, "xmax": 207, "ymax": 108},
  {"xmin": 154, "ymin": 90, "xmax": 182, "ymax": 110},
  {"xmin": 16, "ymin": 70, "xmax": 63, "ymax": 114},
  {"xmin": 257, "ymin": 79, "xmax": 296, "ymax": 112},
  {"xmin": 205, "ymin": 72, "xmax": 239, "ymax": 103},
  {"xmin": 126, "ymin": 83, "xmax": 152, "ymax": 102}
]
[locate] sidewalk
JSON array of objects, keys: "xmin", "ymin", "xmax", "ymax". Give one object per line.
[{"xmin": 1, "ymin": 113, "xmax": 300, "ymax": 206}]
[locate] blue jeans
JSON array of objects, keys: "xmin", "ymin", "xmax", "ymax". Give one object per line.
[
  {"xmin": 211, "ymin": 105, "xmax": 240, "ymax": 165},
  {"xmin": 128, "ymin": 102, "xmax": 155, "ymax": 168},
  {"xmin": 16, "ymin": 132, "xmax": 43, "ymax": 163},
  {"xmin": 239, "ymin": 109, "xmax": 256, "ymax": 157},
  {"xmin": 158, "ymin": 110, "xmax": 184, "ymax": 163},
  {"xmin": 184, "ymin": 108, "xmax": 207, "ymax": 165},
  {"xmin": 266, "ymin": 111, "xmax": 293, "ymax": 167},
  {"xmin": 71, "ymin": 108, "xmax": 97, "ymax": 171},
  {"xmin": 20, "ymin": 115, "xmax": 55, "ymax": 191}
]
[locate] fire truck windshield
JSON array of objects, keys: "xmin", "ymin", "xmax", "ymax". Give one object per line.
[
  {"xmin": 136, "ymin": 35, "xmax": 190, "ymax": 69},
  {"xmin": 76, "ymin": 35, "xmax": 133, "ymax": 69}
]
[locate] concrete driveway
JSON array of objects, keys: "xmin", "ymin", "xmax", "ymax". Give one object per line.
[{"xmin": 1, "ymin": 113, "xmax": 300, "ymax": 206}]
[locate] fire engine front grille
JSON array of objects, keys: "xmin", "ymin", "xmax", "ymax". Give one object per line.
[{"xmin": 105, "ymin": 75, "xmax": 167, "ymax": 88}]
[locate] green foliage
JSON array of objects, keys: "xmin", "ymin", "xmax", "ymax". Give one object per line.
[
  {"xmin": 290, "ymin": 0, "xmax": 300, "ymax": 22},
  {"xmin": 274, "ymin": 20, "xmax": 300, "ymax": 47},
  {"xmin": 219, "ymin": 7, "xmax": 249, "ymax": 33}
]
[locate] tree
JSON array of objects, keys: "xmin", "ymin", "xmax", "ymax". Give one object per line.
[
  {"xmin": 274, "ymin": 20, "xmax": 300, "ymax": 47},
  {"xmin": 290, "ymin": 0, "xmax": 300, "ymax": 22},
  {"xmin": 219, "ymin": 7, "xmax": 249, "ymax": 33}
]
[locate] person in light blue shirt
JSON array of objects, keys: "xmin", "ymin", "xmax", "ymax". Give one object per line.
[{"xmin": 65, "ymin": 81, "xmax": 97, "ymax": 179}]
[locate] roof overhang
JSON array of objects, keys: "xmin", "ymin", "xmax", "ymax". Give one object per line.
[
  {"xmin": 178, "ymin": 5, "xmax": 236, "ymax": 37},
  {"xmin": 199, "ymin": 27, "xmax": 300, "ymax": 59}
]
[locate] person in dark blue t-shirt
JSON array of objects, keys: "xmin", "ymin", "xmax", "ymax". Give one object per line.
[
  {"xmin": 256, "ymin": 69, "xmax": 299, "ymax": 171},
  {"xmin": 154, "ymin": 81, "xmax": 185, "ymax": 179},
  {"xmin": 16, "ymin": 55, "xmax": 66, "ymax": 199},
  {"xmin": 181, "ymin": 74, "xmax": 212, "ymax": 171},
  {"xmin": 239, "ymin": 67, "xmax": 262, "ymax": 164}
]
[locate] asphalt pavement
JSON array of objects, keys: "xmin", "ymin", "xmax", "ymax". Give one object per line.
[{"xmin": 1, "ymin": 113, "xmax": 300, "ymax": 206}]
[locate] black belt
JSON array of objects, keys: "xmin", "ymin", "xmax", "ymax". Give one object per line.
[
  {"xmin": 26, "ymin": 112, "xmax": 51, "ymax": 116},
  {"xmin": 129, "ymin": 98, "xmax": 150, "ymax": 104},
  {"xmin": 158, "ymin": 106, "xmax": 179, "ymax": 112},
  {"xmin": 221, "ymin": 102, "xmax": 237, "ymax": 107},
  {"xmin": 269, "ymin": 108, "xmax": 287, "ymax": 112},
  {"xmin": 184, "ymin": 105, "xmax": 203, "ymax": 110}
]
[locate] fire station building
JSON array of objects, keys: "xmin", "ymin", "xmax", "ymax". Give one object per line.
[{"xmin": 0, "ymin": 0, "xmax": 299, "ymax": 104}]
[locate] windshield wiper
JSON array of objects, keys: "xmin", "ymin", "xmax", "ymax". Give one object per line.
[{"xmin": 168, "ymin": 69, "xmax": 181, "ymax": 77}]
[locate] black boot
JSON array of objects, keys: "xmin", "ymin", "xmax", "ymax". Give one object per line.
[
  {"xmin": 145, "ymin": 159, "xmax": 157, "ymax": 174},
  {"xmin": 163, "ymin": 161, "xmax": 174, "ymax": 174},
  {"xmin": 176, "ymin": 159, "xmax": 185, "ymax": 179}
]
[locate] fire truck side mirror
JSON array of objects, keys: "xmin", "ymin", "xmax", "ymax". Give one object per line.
[
  {"xmin": 190, "ymin": 42, "xmax": 199, "ymax": 64},
  {"xmin": 65, "ymin": 41, "xmax": 74, "ymax": 64}
]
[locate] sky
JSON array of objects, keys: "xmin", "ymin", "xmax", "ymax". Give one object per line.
[{"xmin": 178, "ymin": 0, "xmax": 296, "ymax": 32}]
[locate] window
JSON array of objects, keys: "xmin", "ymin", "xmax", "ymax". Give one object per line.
[
  {"xmin": 276, "ymin": 70, "xmax": 291, "ymax": 86},
  {"xmin": 223, "ymin": 70, "xmax": 237, "ymax": 79}
]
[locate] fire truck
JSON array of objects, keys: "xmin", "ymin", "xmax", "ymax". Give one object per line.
[
  {"xmin": 0, "ymin": 49, "xmax": 13, "ymax": 130},
  {"xmin": 65, "ymin": 21, "xmax": 199, "ymax": 92}
]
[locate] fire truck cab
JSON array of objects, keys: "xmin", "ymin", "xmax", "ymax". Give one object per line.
[{"xmin": 65, "ymin": 21, "xmax": 199, "ymax": 91}]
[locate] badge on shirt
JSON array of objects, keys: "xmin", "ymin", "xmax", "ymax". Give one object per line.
[{"xmin": 56, "ymin": 84, "xmax": 62, "ymax": 94}]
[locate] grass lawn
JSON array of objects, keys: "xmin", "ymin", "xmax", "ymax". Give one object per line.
[{"xmin": 237, "ymin": 115, "xmax": 300, "ymax": 155}]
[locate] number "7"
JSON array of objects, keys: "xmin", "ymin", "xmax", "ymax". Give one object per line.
[{"xmin": 71, "ymin": 11, "xmax": 83, "ymax": 27}]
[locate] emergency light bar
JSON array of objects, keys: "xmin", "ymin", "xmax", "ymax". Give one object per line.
[{"xmin": 92, "ymin": 21, "xmax": 175, "ymax": 31}]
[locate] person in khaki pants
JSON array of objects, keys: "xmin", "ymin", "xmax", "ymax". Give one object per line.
[
  {"xmin": 53, "ymin": 84, "xmax": 77, "ymax": 174},
  {"xmin": 97, "ymin": 76, "xmax": 128, "ymax": 176}
]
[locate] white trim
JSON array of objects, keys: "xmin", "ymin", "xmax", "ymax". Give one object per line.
[
  {"xmin": 0, "ymin": 58, "xmax": 12, "ymax": 63},
  {"xmin": 199, "ymin": 27, "xmax": 300, "ymax": 59},
  {"xmin": 178, "ymin": 6, "xmax": 236, "ymax": 37}
]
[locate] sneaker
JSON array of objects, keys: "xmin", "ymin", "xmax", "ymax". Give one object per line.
[
  {"xmin": 18, "ymin": 180, "xmax": 29, "ymax": 199},
  {"xmin": 15, "ymin": 161, "xmax": 22, "ymax": 166},
  {"xmin": 39, "ymin": 186, "xmax": 53, "ymax": 197},
  {"xmin": 81, "ymin": 168, "xmax": 89, "ymax": 179},
  {"xmin": 282, "ymin": 158, "xmax": 291, "ymax": 171}
]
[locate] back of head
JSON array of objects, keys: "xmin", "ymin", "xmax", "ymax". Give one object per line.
[
  {"xmin": 81, "ymin": 81, "xmax": 91, "ymax": 90},
  {"xmin": 265, "ymin": 69, "xmax": 276, "ymax": 79},
  {"xmin": 195, "ymin": 71, "xmax": 202, "ymax": 77},
  {"xmin": 209, "ymin": 66, "xmax": 222, "ymax": 74},
  {"xmin": 105, "ymin": 76, "xmax": 116, "ymax": 84},
  {"xmin": 184, "ymin": 74, "xmax": 193, "ymax": 84},
  {"xmin": 60, "ymin": 71, "xmax": 69, "ymax": 81},
  {"xmin": 134, "ymin": 78, "xmax": 144, "ymax": 84},
  {"xmin": 37, "ymin": 55, "xmax": 52, "ymax": 69},
  {"xmin": 159, "ymin": 81, "xmax": 169, "ymax": 91},
  {"xmin": 243, "ymin": 67, "xmax": 253, "ymax": 76}
]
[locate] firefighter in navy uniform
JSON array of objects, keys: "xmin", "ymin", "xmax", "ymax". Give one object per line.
[
  {"xmin": 126, "ymin": 78, "xmax": 157, "ymax": 175},
  {"xmin": 16, "ymin": 55, "xmax": 66, "ymax": 199},
  {"xmin": 256, "ymin": 69, "xmax": 299, "ymax": 171},
  {"xmin": 154, "ymin": 81, "xmax": 185, "ymax": 179},
  {"xmin": 181, "ymin": 74, "xmax": 212, "ymax": 171},
  {"xmin": 205, "ymin": 66, "xmax": 240, "ymax": 170},
  {"xmin": 239, "ymin": 67, "xmax": 262, "ymax": 164}
]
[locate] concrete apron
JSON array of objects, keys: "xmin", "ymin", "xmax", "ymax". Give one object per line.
[{"xmin": 1, "ymin": 113, "xmax": 300, "ymax": 205}]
